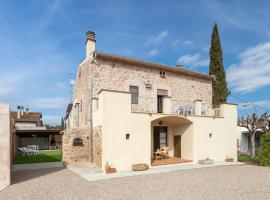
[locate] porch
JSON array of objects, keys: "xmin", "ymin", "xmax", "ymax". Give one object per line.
[
  {"xmin": 151, "ymin": 116, "xmax": 193, "ymax": 166},
  {"xmin": 151, "ymin": 157, "xmax": 192, "ymax": 166}
]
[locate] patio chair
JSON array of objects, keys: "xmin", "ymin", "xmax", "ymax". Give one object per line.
[
  {"xmin": 19, "ymin": 147, "xmax": 32, "ymax": 156},
  {"xmin": 177, "ymin": 105, "xmax": 184, "ymax": 115},
  {"xmin": 160, "ymin": 147, "xmax": 170, "ymax": 159},
  {"xmin": 201, "ymin": 104, "xmax": 207, "ymax": 115},
  {"xmin": 28, "ymin": 145, "xmax": 39, "ymax": 155}
]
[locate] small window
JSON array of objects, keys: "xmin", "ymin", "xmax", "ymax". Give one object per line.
[
  {"xmin": 80, "ymin": 100, "xmax": 82, "ymax": 112},
  {"xmin": 126, "ymin": 134, "xmax": 130, "ymax": 140},
  {"xmin": 129, "ymin": 85, "xmax": 139, "ymax": 104},
  {"xmin": 160, "ymin": 71, "xmax": 166, "ymax": 78}
]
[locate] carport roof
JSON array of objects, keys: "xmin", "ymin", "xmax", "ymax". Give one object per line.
[{"xmin": 16, "ymin": 129, "xmax": 62, "ymax": 136}]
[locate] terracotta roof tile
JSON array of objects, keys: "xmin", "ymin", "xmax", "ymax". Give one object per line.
[{"xmin": 10, "ymin": 112, "xmax": 42, "ymax": 122}]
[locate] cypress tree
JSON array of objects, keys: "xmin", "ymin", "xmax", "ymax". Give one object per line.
[{"xmin": 209, "ymin": 23, "xmax": 229, "ymax": 107}]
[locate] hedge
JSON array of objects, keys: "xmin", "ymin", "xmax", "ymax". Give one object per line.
[{"xmin": 259, "ymin": 133, "xmax": 270, "ymax": 166}]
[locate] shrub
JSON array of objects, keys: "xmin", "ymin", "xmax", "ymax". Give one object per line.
[{"xmin": 259, "ymin": 133, "xmax": 270, "ymax": 166}]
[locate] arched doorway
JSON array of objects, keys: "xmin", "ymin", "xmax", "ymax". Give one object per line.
[{"xmin": 151, "ymin": 116, "xmax": 193, "ymax": 165}]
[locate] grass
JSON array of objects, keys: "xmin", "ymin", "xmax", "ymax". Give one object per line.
[
  {"xmin": 238, "ymin": 154, "xmax": 252, "ymax": 162},
  {"xmin": 238, "ymin": 154, "xmax": 260, "ymax": 165},
  {"xmin": 14, "ymin": 150, "xmax": 62, "ymax": 164}
]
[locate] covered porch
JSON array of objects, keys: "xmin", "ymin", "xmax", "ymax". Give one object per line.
[{"xmin": 151, "ymin": 116, "xmax": 193, "ymax": 166}]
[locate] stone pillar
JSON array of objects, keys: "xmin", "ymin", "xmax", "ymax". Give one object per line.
[{"xmin": 194, "ymin": 100, "xmax": 202, "ymax": 116}]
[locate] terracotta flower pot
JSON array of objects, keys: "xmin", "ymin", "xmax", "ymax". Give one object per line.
[
  {"xmin": 105, "ymin": 168, "xmax": 117, "ymax": 174},
  {"xmin": 225, "ymin": 158, "xmax": 234, "ymax": 162}
]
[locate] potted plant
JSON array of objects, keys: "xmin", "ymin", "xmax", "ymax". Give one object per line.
[
  {"xmin": 225, "ymin": 156, "xmax": 234, "ymax": 162},
  {"xmin": 105, "ymin": 162, "xmax": 117, "ymax": 174},
  {"xmin": 132, "ymin": 163, "xmax": 149, "ymax": 171}
]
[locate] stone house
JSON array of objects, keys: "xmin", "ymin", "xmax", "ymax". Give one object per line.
[{"xmin": 63, "ymin": 31, "xmax": 237, "ymax": 172}]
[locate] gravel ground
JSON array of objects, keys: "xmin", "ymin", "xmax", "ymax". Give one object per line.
[{"xmin": 1, "ymin": 165, "xmax": 270, "ymax": 200}]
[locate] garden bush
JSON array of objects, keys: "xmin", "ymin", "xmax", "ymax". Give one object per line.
[{"xmin": 259, "ymin": 133, "xmax": 270, "ymax": 166}]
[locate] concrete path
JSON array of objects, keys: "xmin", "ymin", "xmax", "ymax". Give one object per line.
[
  {"xmin": 12, "ymin": 162, "xmax": 64, "ymax": 171},
  {"xmin": 68, "ymin": 161, "xmax": 244, "ymax": 182}
]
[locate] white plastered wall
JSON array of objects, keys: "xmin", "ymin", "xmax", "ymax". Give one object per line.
[
  {"xmin": 95, "ymin": 91, "xmax": 238, "ymax": 172},
  {"xmin": 0, "ymin": 104, "xmax": 11, "ymax": 191}
]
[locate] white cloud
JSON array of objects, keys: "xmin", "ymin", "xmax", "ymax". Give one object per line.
[
  {"xmin": 29, "ymin": 97, "xmax": 68, "ymax": 109},
  {"xmin": 227, "ymin": 42, "xmax": 270, "ymax": 93},
  {"xmin": 182, "ymin": 40, "xmax": 194, "ymax": 45},
  {"xmin": 147, "ymin": 30, "xmax": 168, "ymax": 45},
  {"xmin": 177, "ymin": 53, "xmax": 209, "ymax": 68},
  {"xmin": 149, "ymin": 49, "xmax": 159, "ymax": 56},
  {"xmin": 172, "ymin": 39, "xmax": 194, "ymax": 46},
  {"xmin": 43, "ymin": 115, "xmax": 62, "ymax": 125}
]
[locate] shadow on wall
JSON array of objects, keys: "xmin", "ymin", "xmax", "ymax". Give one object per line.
[{"xmin": 11, "ymin": 167, "xmax": 65, "ymax": 185}]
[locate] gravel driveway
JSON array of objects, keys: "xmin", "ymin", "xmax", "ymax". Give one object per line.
[{"xmin": 1, "ymin": 165, "xmax": 270, "ymax": 200}]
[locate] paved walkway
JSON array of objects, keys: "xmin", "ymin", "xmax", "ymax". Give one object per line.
[
  {"xmin": 67, "ymin": 161, "xmax": 244, "ymax": 182},
  {"xmin": 12, "ymin": 162, "xmax": 64, "ymax": 171}
]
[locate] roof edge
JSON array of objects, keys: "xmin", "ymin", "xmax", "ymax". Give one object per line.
[{"xmin": 94, "ymin": 51, "xmax": 214, "ymax": 81}]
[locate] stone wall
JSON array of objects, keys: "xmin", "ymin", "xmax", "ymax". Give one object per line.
[
  {"xmin": 0, "ymin": 104, "xmax": 11, "ymax": 191},
  {"xmin": 72, "ymin": 60, "xmax": 90, "ymax": 128},
  {"xmin": 93, "ymin": 126, "xmax": 102, "ymax": 167},
  {"xmin": 62, "ymin": 127, "xmax": 90, "ymax": 163},
  {"xmin": 92, "ymin": 59, "xmax": 212, "ymax": 112}
]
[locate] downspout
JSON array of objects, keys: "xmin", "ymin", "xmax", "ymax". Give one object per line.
[{"xmin": 88, "ymin": 53, "xmax": 96, "ymax": 163}]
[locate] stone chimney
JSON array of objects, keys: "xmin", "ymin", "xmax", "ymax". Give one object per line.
[
  {"xmin": 86, "ymin": 31, "xmax": 96, "ymax": 58},
  {"xmin": 17, "ymin": 106, "xmax": 21, "ymax": 119},
  {"xmin": 20, "ymin": 106, "xmax": 24, "ymax": 116}
]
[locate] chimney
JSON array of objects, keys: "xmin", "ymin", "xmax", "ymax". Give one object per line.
[
  {"xmin": 86, "ymin": 31, "xmax": 96, "ymax": 58},
  {"xmin": 20, "ymin": 106, "xmax": 24, "ymax": 116},
  {"xmin": 17, "ymin": 106, "xmax": 21, "ymax": 119}
]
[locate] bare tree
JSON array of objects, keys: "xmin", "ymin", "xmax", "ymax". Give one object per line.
[{"xmin": 242, "ymin": 112, "xmax": 270, "ymax": 159}]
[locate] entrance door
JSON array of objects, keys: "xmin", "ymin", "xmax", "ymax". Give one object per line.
[
  {"xmin": 153, "ymin": 126, "xmax": 167, "ymax": 152},
  {"xmin": 174, "ymin": 135, "xmax": 181, "ymax": 158}
]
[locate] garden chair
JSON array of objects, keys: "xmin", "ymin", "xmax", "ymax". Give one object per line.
[
  {"xmin": 177, "ymin": 105, "xmax": 184, "ymax": 115},
  {"xmin": 18, "ymin": 147, "xmax": 32, "ymax": 156},
  {"xmin": 28, "ymin": 145, "xmax": 39, "ymax": 155},
  {"xmin": 160, "ymin": 147, "xmax": 170, "ymax": 159},
  {"xmin": 201, "ymin": 104, "xmax": 208, "ymax": 115}
]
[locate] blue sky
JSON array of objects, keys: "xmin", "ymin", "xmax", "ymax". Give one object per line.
[{"xmin": 0, "ymin": 0, "xmax": 270, "ymax": 124}]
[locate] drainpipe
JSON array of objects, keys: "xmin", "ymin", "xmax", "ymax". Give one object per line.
[{"xmin": 88, "ymin": 53, "xmax": 96, "ymax": 163}]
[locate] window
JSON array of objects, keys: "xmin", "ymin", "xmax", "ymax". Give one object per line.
[
  {"xmin": 80, "ymin": 100, "xmax": 82, "ymax": 112},
  {"xmin": 126, "ymin": 134, "xmax": 130, "ymax": 140},
  {"xmin": 160, "ymin": 71, "xmax": 166, "ymax": 78},
  {"xmin": 129, "ymin": 85, "xmax": 139, "ymax": 104},
  {"xmin": 160, "ymin": 131, "xmax": 167, "ymax": 148}
]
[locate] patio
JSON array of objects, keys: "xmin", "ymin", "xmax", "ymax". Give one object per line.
[{"xmin": 151, "ymin": 157, "xmax": 192, "ymax": 166}]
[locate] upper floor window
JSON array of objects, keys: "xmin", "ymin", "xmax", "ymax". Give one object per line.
[
  {"xmin": 160, "ymin": 71, "xmax": 166, "ymax": 78},
  {"xmin": 129, "ymin": 85, "xmax": 139, "ymax": 104}
]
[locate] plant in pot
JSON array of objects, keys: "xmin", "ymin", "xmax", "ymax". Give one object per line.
[
  {"xmin": 225, "ymin": 156, "xmax": 234, "ymax": 162},
  {"xmin": 105, "ymin": 162, "xmax": 117, "ymax": 174}
]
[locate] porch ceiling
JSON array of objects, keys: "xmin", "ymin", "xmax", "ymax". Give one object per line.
[{"xmin": 151, "ymin": 116, "xmax": 192, "ymax": 126}]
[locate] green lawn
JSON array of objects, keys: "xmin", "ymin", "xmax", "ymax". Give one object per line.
[
  {"xmin": 238, "ymin": 154, "xmax": 260, "ymax": 165},
  {"xmin": 238, "ymin": 154, "xmax": 252, "ymax": 162},
  {"xmin": 14, "ymin": 150, "xmax": 62, "ymax": 164}
]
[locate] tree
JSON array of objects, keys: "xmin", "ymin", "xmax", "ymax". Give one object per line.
[
  {"xmin": 209, "ymin": 23, "xmax": 229, "ymax": 107},
  {"xmin": 61, "ymin": 117, "xmax": 65, "ymax": 129},
  {"xmin": 242, "ymin": 112, "xmax": 270, "ymax": 159}
]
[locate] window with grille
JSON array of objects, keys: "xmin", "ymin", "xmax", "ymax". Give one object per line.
[{"xmin": 129, "ymin": 85, "xmax": 139, "ymax": 104}]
